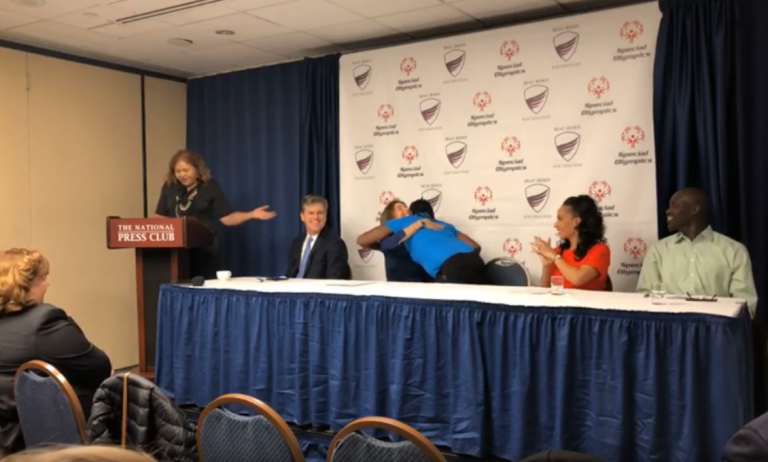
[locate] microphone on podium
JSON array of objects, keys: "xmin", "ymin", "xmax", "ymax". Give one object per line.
[{"xmin": 190, "ymin": 276, "xmax": 205, "ymax": 287}]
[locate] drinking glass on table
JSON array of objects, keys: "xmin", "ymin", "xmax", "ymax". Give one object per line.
[
  {"xmin": 550, "ymin": 275, "xmax": 564, "ymax": 295},
  {"xmin": 651, "ymin": 282, "xmax": 666, "ymax": 304}
]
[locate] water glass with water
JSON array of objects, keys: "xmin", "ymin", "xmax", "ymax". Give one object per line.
[
  {"xmin": 651, "ymin": 282, "xmax": 666, "ymax": 304},
  {"xmin": 550, "ymin": 275, "xmax": 565, "ymax": 295}
]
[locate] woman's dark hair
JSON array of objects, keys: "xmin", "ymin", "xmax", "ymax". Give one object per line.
[
  {"xmin": 409, "ymin": 198, "xmax": 435, "ymax": 219},
  {"xmin": 559, "ymin": 195, "xmax": 606, "ymax": 261}
]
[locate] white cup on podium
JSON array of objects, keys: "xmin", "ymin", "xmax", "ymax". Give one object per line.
[{"xmin": 216, "ymin": 270, "xmax": 232, "ymax": 281}]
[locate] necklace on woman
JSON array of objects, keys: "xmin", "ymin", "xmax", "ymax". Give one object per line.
[{"xmin": 175, "ymin": 187, "xmax": 198, "ymax": 215}]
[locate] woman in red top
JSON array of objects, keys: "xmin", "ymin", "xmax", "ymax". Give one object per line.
[{"xmin": 531, "ymin": 195, "xmax": 610, "ymax": 290}]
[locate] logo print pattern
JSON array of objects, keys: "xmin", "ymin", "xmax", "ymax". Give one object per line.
[
  {"xmin": 503, "ymin": 238, "xmax": 523, "ymax": 258},
  {"xmin": 621, "ymin": 126, "xmax": 645, "ymax": 148},
  {"xmin": 444, "ymin": 50, "xmax": 466, "ymax": 77},
  {"xmin": 400, "ymin": 57, "xmax": 417, "ymax": 76},
  {"xmin": 553, "ymin": 32, "xmax": 579, "ymax": 61},
  {"xmin": 473, "ymin": 91, "xmax": 492, "ymax": 111},
  {"xmin": 587, "ymin": 77, "xmax": 611, "ymax": 99},
  {"xmin": 623, "ymin": 237, "xmax": 647, "ymax": 259},
  {"xmin": 499, "ymin": 40, "xmax": 520, "ymax": 61},
  {"xmin": 501, "ymin": 136, "xmax": 521, "ymax": 156},
  {"xmin": 379, "ymin": 191, "xmax": 395, "ymax": 205},
  {"xmin": 420, "ymin": 98, "xmax": 441, "ymax": 125},
  {"xmin": 620, "ymin": 20, "xmax": 644, "ymax": 43},
  {"xmin": 377, "ymin": 104, "xmax": 393, "ymax": 122},
  {"xmin": 446, "ymin": 141, "xmax": 467, "ymax": 168},
  {"xmin": 526, "ymin": 184, "xmax": 550, "ymax": 213},
  {"xmin": 402, "ymin": 146, "xmax": 418, "ymax": 164},
  {"xmin": 555, "ymin": 132, "xmax": 581, "ymax": 161},
  {"xmin": 588, "ymin": 181, "xmax": 612, "ymax": 203},
  {"xmin": 358, "ymin": 247, "xmax": 373, "ymax": 263},
  {"xmin": 355, "ymin": 149, "xmax": 373, "ymax": 174},
  {"xmin": 353, "ymin": 65, "xmax": 371, "ymax": 90},
  {"xmin": 474, "ymin": 186, "xmax": 493, "ymax": 206},
  {"xmin": 524, "ymin": 85, "xmax": 549, "ymax": 114},
  {"xmin": 422, "ymin": 189, "xmax": 442, "ymax": 212}
]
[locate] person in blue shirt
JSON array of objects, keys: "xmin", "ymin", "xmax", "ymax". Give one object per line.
[
  {"xmin": 359, "ymin": 199, "xmax": 488, "ymax": 284},
  {"xmin": 357, "ymin": 199, "xmax": 435, "ymax": 282}
]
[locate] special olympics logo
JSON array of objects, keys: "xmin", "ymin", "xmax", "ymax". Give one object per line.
[
  {"xmin": 587, "ymin": 77, "xmax": 611, "ymax": 99},
  {"xmin": 620, "ymin": 20, "xmax": 644, "ymax": 43},
  {"xmin": 400, "ymin": 57, "xmax": 417, "ymax": 76},
  {"xmin": 623, "ymin": 237, "xmax": 647, "ymax": 260},
  {"xmin": 401, "ymin": 146, "xmax": 418, "ymax": 164},
  {"xmin": 444, "ymin": 50, "xmax": 466, "ymax": 77},
  {"xmin": 474, "ymin": 186, "xmax": 493, "ymax": 206},
  {"xmin": 379, "ymin": 191, "xmax": 395, "ymax": 205},
  {"xmin": 355, "ymin": 149, "xmax": 373, "ymax": 174},
  {"xmin": 358, "ymin": 247, "xmax": 373, "ymax": 263},
  {"xmin": 353, "ymin": 65, "xmax": 371, "ymax": 90},
  {"xmin": 501, "ymin": 136, "xmax": 521, "ymax": 156},
  {"xmin": 473, "ymin": 91, "xmax": 492, "ymax": 111},
  {"xmin": 377, "ymin": 104, "xmax": 394, "ymax": 122},
  {"xmin": 499, "ymin": 40, "xmax": 520, "ymax": 61},
  {"xmin": 503, "ymin": 238, "xmax": 523, "ymax": 258},
  {"xmin": 525, "ymin": 184, "xmax": 550, "ymax": 213},
  {"xmin": 621, "ymin": 126, "xmax": 645, "ymax": 148},
  {"xmin": 553, "ymin": 31, "xmax": 579, "ymax": 62},
  {"xmin": 588, "ymin": 181, "xmax": 612, "ymax": 203},
  {"xmin": 422, "ymin": 188, "xmax": 442, "ymax": 212}
]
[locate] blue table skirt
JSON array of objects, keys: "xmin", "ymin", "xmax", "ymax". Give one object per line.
[{"xmin": 155, "ymin": 285, "xmax": 753, "ymax": 462}]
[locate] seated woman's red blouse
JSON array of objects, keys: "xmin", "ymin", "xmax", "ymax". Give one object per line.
[{"xmin": 552, "ymin": 242, "xmax": 611, "ymax": 290}]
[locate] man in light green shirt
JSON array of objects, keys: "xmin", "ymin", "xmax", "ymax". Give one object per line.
[{"xmin": 636, "ymin": 188, "xmax": 757, "ymax": 317}]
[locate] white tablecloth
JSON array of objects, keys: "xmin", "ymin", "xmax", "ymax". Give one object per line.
[{"xmin": 188, "ymin": 278, "xmax": 744, "ymax": 318}]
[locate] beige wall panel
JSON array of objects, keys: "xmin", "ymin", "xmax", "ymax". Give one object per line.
[
  {"xmin": 28, "ymin": 54, "xmax": 143, "ymax": 368},
  {"xmin": 144, "ymin": 77, "xmax": 186, "ymax": 215},
  {"xmin": 0, "ymin": 48, "xmax": 31, "ymax": 249}
]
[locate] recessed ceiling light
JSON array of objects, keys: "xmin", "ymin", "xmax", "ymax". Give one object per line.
[
  {"xmin": 12, "ymin": 0, "xmax": 46, "ymax": 7},
  {"xmin": 167, "ymin": 38, "xmax": 194, "ymax": 47},
  {"xmin": 215, "ymin": 30, "xmax": 235, "ymax": 36}
]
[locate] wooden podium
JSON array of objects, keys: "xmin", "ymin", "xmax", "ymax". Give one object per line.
[{"xmin": 106, "ymin": 216, "xmax": 214, "ymax": 376}]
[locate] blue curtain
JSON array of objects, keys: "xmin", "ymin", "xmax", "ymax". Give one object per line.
[
  {"xmin": 653, "ymin": 0, "xmax": 767, "ymax": 321},
  {"xmin": 187, "ymin": 55, "xmax": 340, "ymax": 277}
]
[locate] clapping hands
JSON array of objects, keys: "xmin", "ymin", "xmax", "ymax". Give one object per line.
[{"xmin": 531, "ymin": 236, "xmax": 558, "ymax": 264}]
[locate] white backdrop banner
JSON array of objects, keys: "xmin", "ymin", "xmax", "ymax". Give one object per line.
[{"xmin": 339, "ymin": 3, "xmax": 661, "ymax": 292}]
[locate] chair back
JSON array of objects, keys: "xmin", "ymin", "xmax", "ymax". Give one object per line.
[
  {"xmin": 327, "ymin": 417, "xmax": 446, "ymax": 462},
  {"xmin": 197, "ymin": 393, "xmax": 304, "ymax": 462},
  {"xmin": 13, "ymin": 360, "xmax": 87, "ymax": 447},
  {"xmin": 485, "ymin": 257, "xmax": 531, "ymax": 286}
]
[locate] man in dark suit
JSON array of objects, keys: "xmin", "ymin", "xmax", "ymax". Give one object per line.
[
  {"xmin": 285, "ymin": 195, "xmax": 350, "ymax": 280},
  {"xmin": 723, "ymin": 411, "xmax": 768, "ymax": 461}
]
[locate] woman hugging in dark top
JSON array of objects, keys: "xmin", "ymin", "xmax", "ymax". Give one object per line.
[{"xmin": 0, "ymin": 249, "xmax": 112, "ymax": 455}]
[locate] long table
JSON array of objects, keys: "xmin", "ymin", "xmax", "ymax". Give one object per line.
[{"xmin": 154, "ymin": 279, "xmax": 753, "ymax": 462}]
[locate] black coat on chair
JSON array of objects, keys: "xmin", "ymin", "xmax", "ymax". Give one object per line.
[{"xmin": 285, "ymin": 227, "xmax": 350, "ymax": 280}]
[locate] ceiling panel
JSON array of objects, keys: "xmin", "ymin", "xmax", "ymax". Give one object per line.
[
  {"xmin": 375, "ymin": 5, "xmax": 479, "ymax": 34},
  {"xmin": 249, "ymin": 0, "xmax": 362, "ymax": 30},
  {"xmin": 243, "ymin": 31, "xmax": 340, "ymax": 58},
  {"xmin": 0, "ymin": 8, "xmax": 38, "ymax": 29},
  {"xmin": 0, "ymin": 0, "xmax": 98, "ymax": 19},
  {"xmin": 182, "ymin": 12, "xmax": 291, "ymax": 41},
  {"xmin": 325, "ymin": 0, "xmax": 443, "ymax": 19},
  {"xmin": 451, "ymin": 0, "xmax": 562, "ymax": 20},
  {"xmin": 308, "ymin": 19, "xmax": 405, "ymax": 43},
  {"xmin": 0, "ymin": 0, "xmax": 642, "ymax": 77}
]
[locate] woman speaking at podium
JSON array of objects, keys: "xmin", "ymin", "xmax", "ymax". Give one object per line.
[{"xmin": 154, "ymin": 149, "xmax": 276, "ymax": 279}]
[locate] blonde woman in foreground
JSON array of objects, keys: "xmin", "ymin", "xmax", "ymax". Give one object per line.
[
  {"xmin": 3, "ymin": 446, "xmax": 155, "ymax": 461},
  {"xmin": 0, "ymin": 249, "xmax": 112, "ymax": 455}
]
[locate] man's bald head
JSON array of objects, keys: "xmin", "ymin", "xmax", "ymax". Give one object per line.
[{"xmin": 666, "ymin": 187, "xmax": 710, "ymax": 232}]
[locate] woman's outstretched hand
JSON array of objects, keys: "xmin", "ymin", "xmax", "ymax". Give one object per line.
[{"xmin": 251, "ymin": 205, "xmax": 277, "ymax": 220}]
